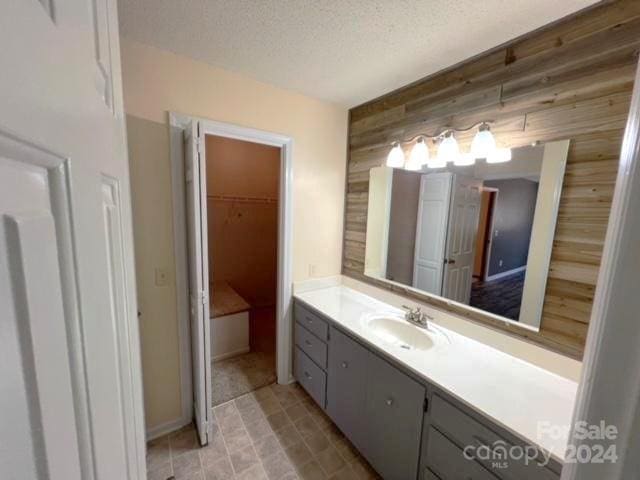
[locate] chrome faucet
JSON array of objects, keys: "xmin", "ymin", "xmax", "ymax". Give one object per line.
[{"xmin": 402, "ymin": 305, "xmax": 433, "ymax": 329}]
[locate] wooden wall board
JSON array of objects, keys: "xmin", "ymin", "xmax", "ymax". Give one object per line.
[{"xmin": 342, "ymin": 0, "xmax": 640, "ymax": 358}]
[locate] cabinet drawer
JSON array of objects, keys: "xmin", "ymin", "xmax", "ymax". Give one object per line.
[
  {"xmin": 294, "ymin": 346, "xmax": 326, "ymax": 408},
  {"xmin": 295, "ymin": 321, "xmax": 327, "ymax": 369},
  {"xmin": 426, "ymin": 427, "xmax": 498, "ymax": 480},
  {"xmin": 431, "ymin": 395, "xmax": 559, "ymax": 480},
  {"xmin": 294, "ymin": 302, "xmax": 329, "ymax": 341}
]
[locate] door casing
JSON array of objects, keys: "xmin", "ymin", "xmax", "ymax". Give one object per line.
[{"xmin": 167, "ymin": 113, "xmax": 294, "ymax": 437}]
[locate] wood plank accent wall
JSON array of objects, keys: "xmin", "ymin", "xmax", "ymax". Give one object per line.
[{"xmin": 343, "ymin": 0, "xmax": 640, "ymax": 358}]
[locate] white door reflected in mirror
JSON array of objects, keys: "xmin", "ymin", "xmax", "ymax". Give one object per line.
[{"xmin": 364, "ymin": 140, "xmax": 570, "ymax": 330}]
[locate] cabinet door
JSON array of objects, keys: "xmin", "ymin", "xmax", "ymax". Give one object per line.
[
  {"xmin": 327, "ymin": 327, "xmax": 369, "ymax": 453},
  {"xmin": 365, "ymin": 352, "xmax": 426, "ymax": 480}
]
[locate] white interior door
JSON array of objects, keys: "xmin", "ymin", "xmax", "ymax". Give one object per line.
[
  {"xmin": 0, "ymin": 1, "xmax": 145, "ymax": 479},
  {"xmin": 413, "ymin": 173, "xmax": 453, "ymax": 295},
  {"xmin": 443, "ymin": 175, "xmax": 483, "ymax": 304},
  {"xmin": 184, "ymin": 121, "xmax": 212, "ymax": 446}
]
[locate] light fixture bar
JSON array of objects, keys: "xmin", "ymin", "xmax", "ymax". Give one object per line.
[{"xmin": 391, "ymin": 120, "xmax": 494, "ymax": 146}]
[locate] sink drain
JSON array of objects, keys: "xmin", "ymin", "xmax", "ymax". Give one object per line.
[{"xmin": 400, "ymin": 344, "xmax": 411, "ymax": 350}]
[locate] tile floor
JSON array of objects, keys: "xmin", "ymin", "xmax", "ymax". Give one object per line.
[{"xmin": 147, "ymin": 383, "xmax": 381, "ymax": 480}]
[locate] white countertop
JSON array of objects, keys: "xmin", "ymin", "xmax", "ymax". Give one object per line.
[{"xmin": 294, "ymin": 285, "xmax": 578, "ymax": 462}]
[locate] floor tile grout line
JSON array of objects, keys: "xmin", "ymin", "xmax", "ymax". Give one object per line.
[
  {"xmin": 213, "ymin": 402, "xmax": 255, "ymax": 478},
  {"xmin": 235, "ymin": 397, "xmax": 267, "ymax": 478},
  {"xmin": 153, "ymin": 383, "xmax": 371, "ymax": 479}
]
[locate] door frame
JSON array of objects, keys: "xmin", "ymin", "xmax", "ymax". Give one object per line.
[
  {"xmin": 480, "ymin": 188, "xmax": 499, "ymax": 282},
  {"xmin": 169, "ymin": 112, "xmax": 294, "ymax": 425},
  {"xmin": 561, "ymin": 58, "xmax": 640, "ymax": 480}
]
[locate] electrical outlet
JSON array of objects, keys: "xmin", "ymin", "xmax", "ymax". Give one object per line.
[
  {"xmin": 308, "ymin": 264, "xmax": 317, "ymax": 277},
  {"xmin": 155, "ymin": 267, "xmax": 170, "ymax": 286},
  {"xmin": 499, "ymin": 260, "xmax": 503, "ymax": 267}
]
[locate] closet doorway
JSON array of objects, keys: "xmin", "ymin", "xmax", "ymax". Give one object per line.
[
  {"xmin": 205, "ymin": 135, "xmax": 280, "ymax": 406},
  {"xmin": 170, "ymin": 114, "xmax": 293, "ymax": 445}
]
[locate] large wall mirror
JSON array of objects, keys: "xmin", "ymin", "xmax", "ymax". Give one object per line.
[{"xmin": 364, "ymin": 140, "xmax": 570, "ymax": 330}]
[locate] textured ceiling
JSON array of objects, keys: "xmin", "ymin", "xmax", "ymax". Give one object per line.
[{"xmin": 117, "ymin": 0, "xmax": 599, "ymax": 107}]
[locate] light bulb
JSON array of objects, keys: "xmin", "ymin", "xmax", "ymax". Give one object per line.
[
  {"xmin": 437, "ymin": 132, "xmax": 459, "ymax": 164},
  {"xmin": 471, "ymin": 123, "xmax": 496, "ymax": 159},
  {"xmin": 487, "ymin": 147, "xmax": 512, "ymax": 164},
  {"xmin": 405, "ymin": 138, "xmax": 429, "ymax": 170},
  {"xmin": 386, "ymin": 143, "xmax": 405, "ymax": 168},
  {"xmin": 426, "ymin": 157, "xmax": 447, "ymax": 169},
  {"xmin": 454, "ymin": 152, "xmax": 475, "ymax": 166}
]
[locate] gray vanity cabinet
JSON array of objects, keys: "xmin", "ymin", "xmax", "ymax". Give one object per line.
[
  {"xmin": 326, "ymin": 324, "xmax": 425, "ymax": 480},
  {"xmin": 424, "ymin": 427, "xmax": 498, "ymax": 480},
  {"xmin": 295, "ymin": 300, "xmax": 560, "ymax": 480},
  {"xmin": 326, "ymin": 326, "xmax": 369, "ymax": 453},
  {"xmin": 420, "ymin": 394, "xmax": 561, "ymax": 480},
  {"xmin": 364, "ymin": 351, "xmax": 426, "ymax": 480}
]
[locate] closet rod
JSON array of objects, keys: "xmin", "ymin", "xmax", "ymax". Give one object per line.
[{"xmin": 207, "ymin": 194, "xmax": 277, "ymax": 204}]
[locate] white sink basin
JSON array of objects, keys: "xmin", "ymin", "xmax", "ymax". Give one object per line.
[{"xmin": 360, "ymin": 313, "xmax": 442, "ymax": 351}]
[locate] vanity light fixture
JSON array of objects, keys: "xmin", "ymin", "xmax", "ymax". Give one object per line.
[
  {"xmin": 470, "ymin": 122, "xmax": 496, "ymax": 159},
  {"xmin": 437, "ymin": 131, "xmax": 460, "ymax": 164},
  {"xmin": 405, "ymin": 137, "xmax": 429, "ymax": 170},
  {"xmin": 454, "ymin": 152, "xmax": 475, "ymax": 166},
  {"xmin": 386, "ymin": 121, "xmax": 512, "ymax": 170},
  {"xmin": 386, "ymin": 142, "xmax": 405, "ymax": 168},
  {"xmin": 487, "ymin": 147, "xmax": 512, "ymax": 163}
]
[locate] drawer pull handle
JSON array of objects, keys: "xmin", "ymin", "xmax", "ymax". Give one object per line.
[
  {"xmin": 341, "ymin": 361, "xmax": 348, "ymax": 369},
  {"xmin": 306, "ymin": 316, "xmax": 313, "ymax": 324},
  {"xmin": 305, "ymin": 339, "xmax": 312, "ymax": 346},
  {"xmin": 304, "ymin": 371, "xmax": 312, "ymax": 380},
  {"xmin": 385, "ymin": 398, "xmax": 394, "ymax": 406}
]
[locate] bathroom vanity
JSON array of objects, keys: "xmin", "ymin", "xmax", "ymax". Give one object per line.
[{"xmin": 293, "ymin": 286, "xmax": 576, "ymax": 480}]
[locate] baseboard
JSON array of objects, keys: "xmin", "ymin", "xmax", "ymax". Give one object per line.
[
  {"xmin": 146, "ymin": 414, "xmax": 192, "ymax": 441},
  {"xmin": 212, "ymin": 346, "xmax": 251, "ymax": 362},
  {"xmin": 281, "ymin": 374, "xmax": 296, "ymax": 385},
  {"xmin": 484, "ymin": 265, "xmax": 526, "ymax": 282}
]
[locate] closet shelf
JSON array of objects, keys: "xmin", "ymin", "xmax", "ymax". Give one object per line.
[{"xmin": 207, "ymin": 194, "xmax": 278, "ymax": 205}]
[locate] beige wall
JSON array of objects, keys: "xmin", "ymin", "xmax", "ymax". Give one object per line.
[{"xmin": 122, "ymin": 39, "xmax": 348, "ymax": 431}]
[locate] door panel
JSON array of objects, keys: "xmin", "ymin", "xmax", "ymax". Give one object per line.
[
  {"xmin": 365, "ymin": 352, "xmax": 426, "ymax": 480},
  {"xmin": 327, "ymin": 327, "xmax": 369, "ymax": 453},
  {"xmin": 413, "ymin": 173, "xmax": 452, "ymax": 295},
  {"xmin": 443, "ymin": 176, "xmax": 482, "ymax": 304},
  {"xmin": 0, "ymin": 1, "xmax": 144, "ymax": 478},
  {"xmin": 0, "ymin": 138, "xmax": 82, "ymax": 480},
  {"xmin": 184, "ymin": 121, "xmax": 212, "ymax": 445}
]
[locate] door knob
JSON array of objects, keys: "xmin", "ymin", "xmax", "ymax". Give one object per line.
[
  {"xmin": 341, "ymin": 361, "xmax": 348, "ymax": 369},
  {"xmin": 385, "ymin": 398, "xmax": 394, "ymax": 406}
]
